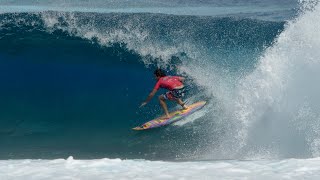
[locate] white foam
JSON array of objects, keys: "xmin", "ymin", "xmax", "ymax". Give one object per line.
[
  {"xmin": 176, "ymin": 0, "xmax": 320, "ymax": 159},
  {"xmin": 225, "ymin": 0, "xmax": 320, "ymax": 158},
  {"xmin": 173, "ymin": 110, "xmax": 206, "ymax": 126},
  {"xmin": 173, "ymin": 101, "xmax": 211, "ymax": 126},
  {"xmin": 1, "ymin": 157, "xmax": 320, "ymax": 179}
]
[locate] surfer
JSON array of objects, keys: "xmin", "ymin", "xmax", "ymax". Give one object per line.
[{"xmin": 140, "ymin": 69, "xmax": 188, "ymax": 118}]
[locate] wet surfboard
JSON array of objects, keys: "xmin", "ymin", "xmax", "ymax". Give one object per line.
[{"xmin": 132, "ymin": 101, "xmax": 206, "ymax": 130}]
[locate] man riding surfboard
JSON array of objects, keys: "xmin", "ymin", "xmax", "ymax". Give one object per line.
[{"xmin": 140, "ymin": 69, "xmax": 188, "ymax": 118}]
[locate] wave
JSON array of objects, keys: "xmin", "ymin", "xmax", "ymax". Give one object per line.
[{"xmin": 4, "ymin": 7, "xmax": 319, "ymax": 160}]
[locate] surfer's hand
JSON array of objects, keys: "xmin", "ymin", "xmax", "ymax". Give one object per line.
[{"xmin": 139, "ymin": 102, "xmax": 147, "ymax": 108}]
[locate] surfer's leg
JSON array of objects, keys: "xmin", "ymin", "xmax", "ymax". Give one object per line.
[
  {"xmin": 176, "ymin": 98, "xmax": 188, "ymax": 110},
  {"xmin": 159, "ymin": 95, "xmax": 170, "ymax": 118},
  {"xmin": 171, "ymin": 88, "xmax": 187, "ymax": 110}
]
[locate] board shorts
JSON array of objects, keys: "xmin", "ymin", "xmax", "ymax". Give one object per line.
[{"xmin": 163, "ymin": 87, "xmax": 186, "ymax": 100}]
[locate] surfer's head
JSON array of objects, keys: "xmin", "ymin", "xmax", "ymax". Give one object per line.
[{"xmin": 154, "ymin": 69, "xmax": 166, "ymax": 79}]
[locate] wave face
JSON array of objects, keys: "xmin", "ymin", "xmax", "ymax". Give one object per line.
[{"xmin": 1, "ymin": 1, "xmax": 318, "ymax": 160}]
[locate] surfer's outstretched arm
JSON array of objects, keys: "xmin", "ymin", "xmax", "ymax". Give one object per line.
[{"xmin": 140, "ymin": 89, "xmax": 157, "ymax": 107}]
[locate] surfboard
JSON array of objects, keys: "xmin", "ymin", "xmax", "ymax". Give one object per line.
[{"xmin": 132, "ymin": 101, "xmax": 206, "ymax": 130}]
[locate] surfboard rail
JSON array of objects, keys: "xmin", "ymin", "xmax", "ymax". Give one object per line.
[{"xmin": 132, "ymin": 101, "xmax": 206, "ymax": 130}]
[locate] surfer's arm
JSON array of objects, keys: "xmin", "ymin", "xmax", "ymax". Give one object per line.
[{"xmin": 140, "ymin": 89, "xmax": 157, "ymax": 107}]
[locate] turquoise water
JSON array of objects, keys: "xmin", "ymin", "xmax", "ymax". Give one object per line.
[{"xmin": 3, "ymin": 0, "xmax": 320, "ymax": 163}]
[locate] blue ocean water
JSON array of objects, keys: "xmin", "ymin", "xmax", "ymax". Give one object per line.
[{"xmin": 2, "ymin": 0, "xmax": 320, "ymax": 165}]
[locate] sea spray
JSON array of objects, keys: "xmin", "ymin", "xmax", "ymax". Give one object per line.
[{"xmin": 213, "ymin": 0, "xmax": 320, "ymax": 158}]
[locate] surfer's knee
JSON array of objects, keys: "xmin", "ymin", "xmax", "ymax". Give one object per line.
[{"xmin": 159, "ymin": 95, "xmax": 165, "ymax": 101}]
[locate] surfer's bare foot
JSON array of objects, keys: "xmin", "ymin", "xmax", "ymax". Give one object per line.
[
  {"xmin": 161, "ymin": 115, "xmax": 170, "ymax": 119},
  {"xmin": 161, "ymin": 113, "xmax": 170, "ymax": 119},
  {"xmin": 181, "ymin": 103, "xmax": 188, "ymax": 110}
]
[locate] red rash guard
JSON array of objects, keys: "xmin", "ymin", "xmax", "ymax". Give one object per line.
[{"xmin": 153, "ymin": 76, "xmax": 183, "ymax": 91}]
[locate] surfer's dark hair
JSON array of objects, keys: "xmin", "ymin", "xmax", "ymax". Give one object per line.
[{"xmin": 154, "ymin": 69, "xmax": 166, "ymax": 77}]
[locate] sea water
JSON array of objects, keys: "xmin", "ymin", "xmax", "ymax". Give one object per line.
[{"xmin": 1, "ymin": 0, "xmax": 320, "ymax": 179}]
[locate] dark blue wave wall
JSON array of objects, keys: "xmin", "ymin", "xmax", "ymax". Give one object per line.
[{"xmin": 0, "ymin": 12, "xmax": 284, "ymax": 160}]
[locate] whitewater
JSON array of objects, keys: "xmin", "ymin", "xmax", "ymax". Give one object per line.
[
  {"xmin": 1, "ymin": 0, "xmax": 320, "ymax": 179},
  {"xmin": 2, "ymin": 157, "xmax": 320, "ymax": 179}
]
